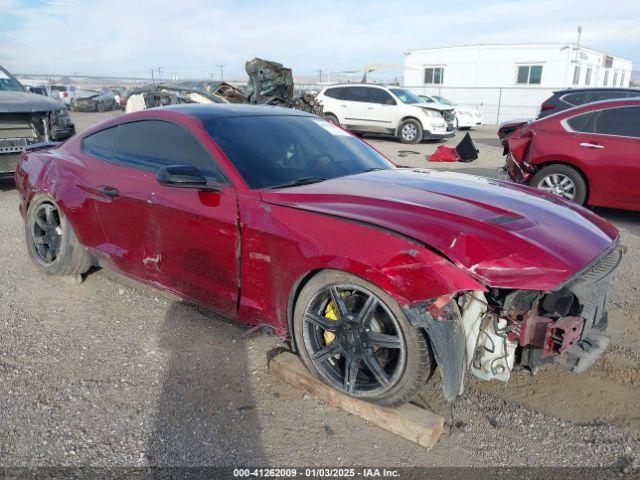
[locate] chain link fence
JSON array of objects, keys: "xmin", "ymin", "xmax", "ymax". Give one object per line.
[{"xmin": 403, "ymin": 85, "xmax": 561, "ymax": 124}]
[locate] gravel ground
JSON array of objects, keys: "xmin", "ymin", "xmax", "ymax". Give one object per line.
[{"xmin": 0, "ymin": 112, "xmax": 638, "ymax": 471}]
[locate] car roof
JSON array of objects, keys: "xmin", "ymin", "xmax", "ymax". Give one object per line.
[
  {"xmin": 553, "ymin": 87, "xmax": 640, "ymax": 95},
  {"xmin": 324, "ymin": 84, "xmax": 391, "ymax": 90},
  {"xmin": 158, "ymin": 103, "xmax": 314, "ymax": 121},
  {"xmin": 538, "ymin": 97, "xmax": 640, "ymax": 122}
]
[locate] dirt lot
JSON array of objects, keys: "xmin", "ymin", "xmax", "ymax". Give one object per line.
[{"xmin": 0, "ymin": 111, "xmax": 638, "ymax": 470}]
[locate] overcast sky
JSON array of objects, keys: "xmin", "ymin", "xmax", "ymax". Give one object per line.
[{"xmin": 0, "ymin": 0, "xmax": 638, "ymax": 81}]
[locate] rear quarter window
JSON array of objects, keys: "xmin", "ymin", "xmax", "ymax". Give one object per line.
[{"xmin": 81, "ymin": 127, "xmax": 117, "ymax": 161}]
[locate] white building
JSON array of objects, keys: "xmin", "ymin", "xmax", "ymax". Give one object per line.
[{"xmin": 403, "ymin": 43, "xmax": 633, "ymax": 123}]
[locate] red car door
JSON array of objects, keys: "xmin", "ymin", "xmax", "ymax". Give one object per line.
[
  {"xmin": 572, "ymin": 106, "xmax": 640, "ymax": 208},
  {"xmin": 86, "ymin": 123, "xmax": 158, "ymax": 281},
  {"xmin": 110, "ymin": 119, "xmax": 239, "ymax": 317}
]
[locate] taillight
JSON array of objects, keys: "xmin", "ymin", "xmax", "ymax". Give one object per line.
[{"xmin": 62, "ymin": 92, "xmax": 68, "ymax": 98}]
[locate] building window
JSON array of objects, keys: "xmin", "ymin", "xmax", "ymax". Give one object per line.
[
  {"xmin": 603, "ymin": 70, "xmax": 609, "ymax": 86},
  {"xmin": 424, "ymin": 67, "xmax": 444, "ymax": 85},
  {"xmin": 516, "ymin": 65, "xmax": 543, "ymax": 85},
  {"xmin": 572, "ymin": 66, "xmax": 581, "ymax": 85},
  {"xmin": 613, "ymin": 71, "xmax": 618, "ymax": 86},
  {"xmin": 585, "ymin": 68, "xmax": 592, "ymax": 86}
]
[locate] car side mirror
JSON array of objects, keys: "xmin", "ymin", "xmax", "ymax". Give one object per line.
[{"xmin": 156, "ymin": 165, "xmax": 219, "ymax": 190}]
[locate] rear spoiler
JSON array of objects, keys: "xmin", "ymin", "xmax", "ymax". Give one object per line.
[{"xmin": 24, "ymin": 141, "xmax": 62, "ymax": 152}]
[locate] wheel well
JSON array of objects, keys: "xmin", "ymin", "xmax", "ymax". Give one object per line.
[
  {"xmin": 535, "ymin": 160, "xmax": 590, "ymax": 201},
  {"xmin": 286, "ymin": 268, "xmax": 324, "ymax": 352}
]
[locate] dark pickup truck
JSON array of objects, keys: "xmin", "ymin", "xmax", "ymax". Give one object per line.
[{"xmin": 1, "ymin": 65, "xmax": 75, "ymax": 177}]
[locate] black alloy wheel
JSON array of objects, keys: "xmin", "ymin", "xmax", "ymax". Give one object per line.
[
  {"xmin": 301, "ymin": 283, "xmax": 407, "ymax": 397},
  {"xmin": 30, "ymin": 202, "xmax": 62, "ymax": 265}
]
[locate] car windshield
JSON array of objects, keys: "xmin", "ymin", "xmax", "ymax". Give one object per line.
[
  {"xmin": 389, "ymin": 88, "xmax": 424, "ymax": 104},
  {"xmin": 433, "ymin": 95, "xmax": 454, "ymax": 106},
  {"xmin": 204, "ymin": 115, "xmax": 394, "ymax": 189},
  {"xmin": 0, "ymin": 69, "xmax": 25, "ymax": 92}
]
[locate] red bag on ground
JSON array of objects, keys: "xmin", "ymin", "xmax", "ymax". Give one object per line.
[{"xmin": 428, "ymin": 145, "xmax": 461, "ymax": 162}]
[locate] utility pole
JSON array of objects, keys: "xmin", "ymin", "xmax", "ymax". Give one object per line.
[
  {"xmin": 318, "ymin": 69, "xmax": 322, "ymax": 83},
  {"xmin": 157, "ymin": 67, "xmax": 163, "ymax": 82},
  {"xmin": 217, "ymin": 65, "xmax": 225, "ymax": 81},
  {"xmin": 150, "ymin": 69, "xmax": 155, "ymax": 84},
  {"xmin": 575, "ymin": 25, "xmax": 582, "ymax": 62}
]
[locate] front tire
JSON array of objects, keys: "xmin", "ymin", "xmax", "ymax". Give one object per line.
[
  {"xmin": 530, "ymin": 164, "xmax": 587, "ymax": 205},
  {"xmin": 293, "ymin": 270, "xmax": 433, "ymax": 406},
  {"xmin": 398, "ymin": 119, "xmax": 423, "ymax": 144},
  {"xmin": 25, "ymin": 196, "xmax": 92, "ymax": 277}
]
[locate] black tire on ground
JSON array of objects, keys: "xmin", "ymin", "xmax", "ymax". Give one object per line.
[
  {"xmin": 25, "ymin": 195, "xmax": 92, "ymax": 277},
  {"xmin": 293, "ymin": 269, "xmax": 434, "ymax": 407},
  {"xmin": 324, "ymin": 113, "xmax": 340, "ymax": 126},
  {"xmin": 97, "ymin": 102, "xmax": 105, "ymax": 112},
  {"xmin": 530, "ymin": 164, "xmax": 587, "ymax": 205},
  {"xmin": 397, "ymin": 119, "xmax": 423, "ymax": 144}
]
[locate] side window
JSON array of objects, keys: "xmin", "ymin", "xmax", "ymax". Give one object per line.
[
  {"xmin": 566, "ymin": 111, "xmax": 596, "ymax": 133},
  {"xmin": 367, "ymin": 88, "xmax": 395, "ymax": 105},
  {"xmin": 593, "ymin": 107, "xmax": 640, "ymax": 138},
  {"xmin": 324, "ymin": 87, "xmax": 344, "ymax": 99},
  {"xmin": 114, "ymin": 120, "xmax": 223, "ymax": 180},
  {"xmin": 81, "ymin": 126, "xmax": 117, "ymax": 161},
  {"xmin": 342, "ymin": 87, "xmax": 369, "ymax": 102}
]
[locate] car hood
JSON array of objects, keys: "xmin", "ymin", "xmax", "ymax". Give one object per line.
[
  {"xmin": 415, "ymin": 103, "xmax": 454, "ymax": 112},
  {"xmin": 0, "ymin": 91, "xmax": 67, "ymax": 113},
  {"xmin": 260, "ymin": 169, "xmax": 618, "ymax": 290}
]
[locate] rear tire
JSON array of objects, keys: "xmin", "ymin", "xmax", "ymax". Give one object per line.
[
  {"xmin": 398, "ymin": 119, "xmax": 423, "ymax": 144},
  {"xmin": 293, "ymin": 270, "xmax": 433, "ymax": 406},
  {"xmin": 530, "ymin": 164, "xmax": 587, "ymax": 205},
  {"xmin": 25, "ymin": 195, "xmax": 92, "ymax": 277}
]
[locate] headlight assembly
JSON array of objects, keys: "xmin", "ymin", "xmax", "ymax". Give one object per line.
[{"xmin": 421, "ymin": 109, "xmax": 442, "ymax": 118}]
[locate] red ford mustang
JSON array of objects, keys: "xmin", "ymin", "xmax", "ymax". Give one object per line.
[
  {"xmin": 505, "ymin": 98, "xmax": 640, "ymax": 211},
  {"xmin": 16, "ymin": 105, "xmax": 622, "ymax": 406}
]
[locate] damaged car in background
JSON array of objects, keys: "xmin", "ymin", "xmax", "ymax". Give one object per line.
[
  {"xmin": 124, "ymin": 58, "xmax": 322, "ymax": 115},
  {"xmin": 71, "ymin": 88, "xmax": 118, "ymax": 112},
  {"xmin": 124, "ymin": 80, "xmax": 246, "ymax": 112},
  {"xmin": 1, "ymin": 64, "xmax": 75, "ymax": 177},
  {"xmin": 15, "ymin": 105, "xmax": 622, "ymax": 406}
]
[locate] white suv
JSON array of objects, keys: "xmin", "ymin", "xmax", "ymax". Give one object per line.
[{"xmin": 317, "ymin": 85, "xmax": 455, "ymax": 144}]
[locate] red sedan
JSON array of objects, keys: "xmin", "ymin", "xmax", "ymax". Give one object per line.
[
  {"xmin": 16, "ymin": 105, "xmax": 622, "ymax": 406},
  {"xmin": 505, "ymin": 98, "xmax": 640, "ymax": 211}
]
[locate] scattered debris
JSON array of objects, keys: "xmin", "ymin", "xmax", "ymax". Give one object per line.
[
  {"xmin": 455, "ymin": 132, "xmax": 479, "ymax": 162},
  {"xmin": 428, "ymin": 132, "xmax": 479, "ymax": 162}
]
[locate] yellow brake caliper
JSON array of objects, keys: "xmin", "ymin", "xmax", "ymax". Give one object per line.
[{"xmin": 323, "ymin": 300, "xmax": 339, "ymax": 344}]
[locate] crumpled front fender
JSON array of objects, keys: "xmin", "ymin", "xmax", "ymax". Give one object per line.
[{"xmin": 404, "ymin": 300, "xmax": 466, "ymax": 402}]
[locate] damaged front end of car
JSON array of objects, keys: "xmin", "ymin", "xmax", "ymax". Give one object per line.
[
  {"xmin": 404, "ymin": 243, "xmax": 623, "ymax": 402},
  {"xmin": 1, "ymin": 109, "xmax": 74, "ymax": 176}
]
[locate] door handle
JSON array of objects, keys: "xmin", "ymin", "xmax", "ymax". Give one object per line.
[
  {"xmin": 366, "ymin": 106, "xmax": 374, "ymax": 110},
  {"xmin": 580, "ymin": 142, "xmax": 604, "ymax": 149},
  {"xmin": 97, "ymin": 185, "xmax": 120, "ymax": 197},
  {"xmin": 340, "ymin": 104, "xmax": 347, "ymax": 107}
]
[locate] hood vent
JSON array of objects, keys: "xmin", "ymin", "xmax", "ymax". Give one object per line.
[{"xmin": 485, "ymin": 214, "xmax": 523, "ymax": 225}]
